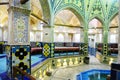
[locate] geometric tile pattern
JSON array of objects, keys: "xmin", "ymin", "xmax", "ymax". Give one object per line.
[
  {"xmin": 50, "ymin": 43, "xmax": 55, "ymax": 58},
  {"xmin": 103, "ymin": 43, "xmax": 108, "ymax": 56},
  {"xmin": 12, "ymin": 45, "xmax": 31, "ymax": 73},
  {"xmin": 83, "ymin": 43, "xmax": 88, "ymax": 56},
  {"xmin": 6, "ymin": 45, "xmax": 31, "ymax": 78},
  {"xmin": 80, "ymin": 43, "xmax": 84, "ymax": 54},
  {"xmin": 43, "ymin": 43, "xmax": 50, "ymax": 57},
  {"xmin": 14, "ymin": 12, "xmax": 29, "ymax": 44}
]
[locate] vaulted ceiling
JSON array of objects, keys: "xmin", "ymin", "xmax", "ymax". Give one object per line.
[
  {"xmin": 54, "ymin": 10, "xmax": 81, "ymax": 27},
  {"xmin": 0, "ymin": 0, "xmax": 119, "ymax": 30},
  {"xmin": 0, "ymin": 5, "xmax": 8, "ymax": 27}
]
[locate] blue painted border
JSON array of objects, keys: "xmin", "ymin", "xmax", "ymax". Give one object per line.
[{"xmin": 77, "ymin": 69, "xmax": 110, "ymax": 80}]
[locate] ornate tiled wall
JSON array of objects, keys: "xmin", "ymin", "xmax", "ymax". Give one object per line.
[
  {"xmin": 80, "ymin": 43, "xmax": 84, "ymax": 54},
  {"xmin": 42, "ymin": 43, "xmax": 55, "ymax": 58},
  {"xmin": 14, "ymin": 12, "xmax": 29, "ymax": 43},
  {"xmin": 50, "ymin": 43, "xmax": 55, "ymax": 58},
  {"xmin": 8, "ymin": 0, "xmax": 30, "ymax": 45},
  {"xmin": 84, "ymin": 43, "xmax": 88, "ymax": 56},
  {"xmin": 42, "ymin": 43, "xmax": 51, "ymax": 58},
  {"xmin": 5, "ymin": 45, "xmax": 31, "ymax": 78},
  {"xmin": 7, "ymin": 0, "xmax": 31, "ymax": 79}
]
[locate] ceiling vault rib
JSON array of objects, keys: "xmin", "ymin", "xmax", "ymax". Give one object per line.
[
  {"xmin": 31, "ymin": 13, "xmax": 48, "ymax": 24},
  {"xmin": 54, "ymin": 23, "xmax": 83, "ymax": 28}
]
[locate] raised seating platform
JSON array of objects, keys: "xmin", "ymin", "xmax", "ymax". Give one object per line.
[{"xmin": 96, "ymin": 43, "xmax": 118, "ymax": 56}]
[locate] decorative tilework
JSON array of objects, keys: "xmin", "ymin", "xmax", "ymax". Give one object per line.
[
  {"xmin": 14, "ymin": 11, "xmax": 29, "ymax": 44},
  {"xmin": 103, "ymin": 43, "xmax": 108, "ymax": 56},
  {"xmin": 5, "ymin": 45, "xmax": 11, "ymax": 77},
  {"xmin": 83, "ymin": 43, "xmax": 88, "ymax": 56},
  {"xmin": 50, "ymin": 43, "xmax": 55, "ymax": 57},
  {"xmin": 80, "ymin": 43, "xmax": 84, "ymax": 54},
  {"xmin": 12, "ymin": 45, "xmax": 30, "ymax": 73},
  {"xmin": 43, "ymin": 43, "xmax": 50, "ymax": 57},
  {"xmin": 5, "ymin": 45, "xmax": 31, "ymax": 78}
]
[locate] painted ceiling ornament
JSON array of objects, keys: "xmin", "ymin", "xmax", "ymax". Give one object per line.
[{"xmin": 20, "ymin": 0, "xmax": 29, "ymax": 4}]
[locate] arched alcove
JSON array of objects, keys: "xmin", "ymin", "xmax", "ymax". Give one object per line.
[
  {"xmin": 0, "ymin": 0, "xmax": 45, "ymax": 42},
  {"xmin": 54, "ymin": 9, "xmax": 83, "ymax": 42},
  {"xmin": 109, "ymin": 15, "xmax": 118, "ymax": 43},
  {"xmin": 30, "ymin": 0, "xmax": 44, "ymax": 42},
  {"xmin": 88, "ymin": 18, "xmax": 103, "ymax": 55},
  {"xmin": 0, "ymin": 5, "xmax": 8, "ymax": 41},
  {"xmin": 88, "ymin": 18, "xmax": 103, "ymax": 43}
]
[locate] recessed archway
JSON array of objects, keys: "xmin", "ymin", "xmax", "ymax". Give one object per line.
[
  {"xmin": 54, "ymin": 9, "xmax": 83, "ymax": 42},
  {"xmin": 30, "ymin": 0, "xmax": 43, "ymax": 42},
  {"xmin": 88, "ymin": 18, "xmax": 103, "ymax": 55},
  {"xmin": 109, "ymin": 14, "xmax": 118, "ymax": 43},
  {"xmin": 0, "ymin": 5, "xmax": 8, "ymax": 41}
]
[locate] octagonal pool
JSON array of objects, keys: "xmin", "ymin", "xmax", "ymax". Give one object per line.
[{"xmin": 77, "ymin": 69, "xmax": 110, "ymax": 80}]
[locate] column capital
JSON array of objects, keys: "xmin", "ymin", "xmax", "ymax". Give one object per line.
[{"xmin": 8, "ymin": 6, "xmax": 31, "ymax": 15}]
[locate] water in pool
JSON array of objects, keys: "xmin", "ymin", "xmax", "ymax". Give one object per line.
[
  {"xmin": 76, "ymin": 69, "xmax": 110, "ymax": 80},
  {"xmin": 88, "ymin": 73, "xmax": 108, "ymax": 80}
]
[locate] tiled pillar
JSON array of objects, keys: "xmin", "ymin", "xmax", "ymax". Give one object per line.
[
  {"xmin": 43, "ymin": 26, "xmax": 55, "ymax": 58},
  {"xmin": 7, "ymin": 0, "xmax": 31, "ymax": 79},
  {"xmin": 83, "ymin": 29, "xmax": 88, "ymax": 56},
  {"xmin": 103, "ymin": 29, "xmax": 108, "ymax": 56},
  {"xmin": 102, "ymin": 25, "xmax": 109, "ymax": 62}
]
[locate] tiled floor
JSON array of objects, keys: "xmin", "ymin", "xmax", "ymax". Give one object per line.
[{"xmin": 45, "ymin": 55, "xmax": 110, "ymax": 80}]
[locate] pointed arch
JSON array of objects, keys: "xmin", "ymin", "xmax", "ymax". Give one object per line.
[
  {"xmin": 54, "ymin": 4, "xmax": 85, "ymax": 26},
  {"xmin": 89, "ymin": 15, "xmax": 104, "ymax": 26},
  {"xmin": 109, "ymin": 12, "xmax": 118, "ymax": 22},
  {"xmin": 39, "ymin": 0, "xmax": 51, "ymax": 24}
]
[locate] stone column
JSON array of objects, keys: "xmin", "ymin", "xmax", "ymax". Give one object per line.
[
  {"xmin": 102, "ymin": 24, "xmax": 109, "ymax": 62},
  {"xmin": 83, "ymin": 22, "xmax": 88, "ymax": 56},
  {"xmin": 7, "ymin": 0, "xmax": 31, "ymax": 78},
  {"xmin": 43, "ymin": 26, "xmax": 54, "ymax": 58}
]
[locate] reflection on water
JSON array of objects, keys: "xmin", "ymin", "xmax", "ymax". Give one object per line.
[
  {"xmin": 89, "ymin": 73, "xmax": 108, "ymax": 80},
  {"xmin": 76, "ymin": 69, "xmax": 110, "ymax": 80}
]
